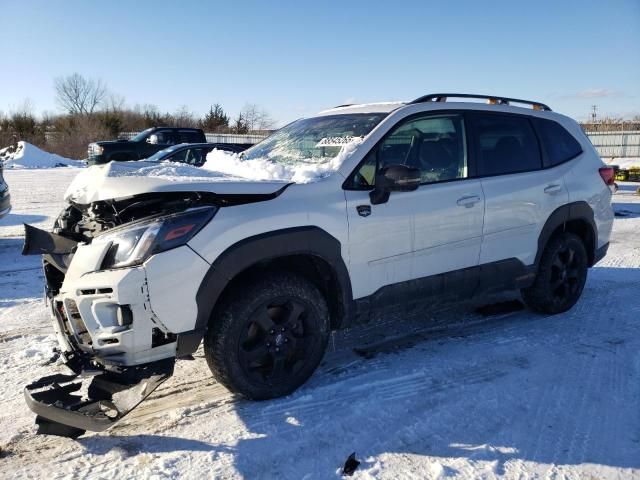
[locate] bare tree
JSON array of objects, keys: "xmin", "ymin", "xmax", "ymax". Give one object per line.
[
  {"xmin": 54, "ymin": 73, "xmax": 108, "ymax": 115},
  {"xmin": 240, "ymin": 103, "xmax": 276, "ymax": 131},
  {"xmin": 105, "ymin": 93, "xmax": 126, "ymax": 112},
  {"xmin": 173, "ymin": 105, "xmax": 197, "ymax": 127}
]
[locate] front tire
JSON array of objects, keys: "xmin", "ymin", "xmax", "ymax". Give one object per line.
[
  {"xmin": 204, "ymin": 272, "xmax": 330, "ymax": 399},
  {"xmin": 522, "ymin": 232, "xmax": 588, "ymax": 314}
]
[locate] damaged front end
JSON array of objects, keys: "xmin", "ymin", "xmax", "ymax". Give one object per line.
[{"xmin": 22, "ymin": 191, "xmax": 220, "ymax": 436}]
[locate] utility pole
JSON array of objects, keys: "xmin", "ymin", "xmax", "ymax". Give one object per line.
[{"xmin": 591, "ymin": 105, "xmax": 598, "ymax": 123}]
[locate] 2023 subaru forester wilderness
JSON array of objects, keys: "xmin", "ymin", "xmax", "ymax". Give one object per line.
[{"xmin": 23, "ymin": 93, "xmax": 614, "ymax": 436}]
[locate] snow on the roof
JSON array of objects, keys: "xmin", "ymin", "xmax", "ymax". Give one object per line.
[
  {"xmin": 317, "ymin": 101, "xmax": 406, "ymax": 115},
  {"xmin": 0, "ymin": 141, "xmax": 84, "ymax": 169}
]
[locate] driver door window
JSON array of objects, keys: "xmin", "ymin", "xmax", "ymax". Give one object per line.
[{"xmin": 353, "ymin": 114, "xmax": 468, "ymax": 188}]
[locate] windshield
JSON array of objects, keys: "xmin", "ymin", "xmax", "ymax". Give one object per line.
[
  {"xmin": 242, "ymin": 113, "xmax": 387, "ymax": 167},
  {"xmin": 130, "ymin": 128, "xmax": 155, "ymax": 142}
]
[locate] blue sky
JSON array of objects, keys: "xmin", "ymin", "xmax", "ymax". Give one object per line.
[{"xmin": 1, "ymin": 0, "xmax": 638, "ymax": 125}]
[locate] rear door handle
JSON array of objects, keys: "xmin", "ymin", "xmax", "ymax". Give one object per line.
[
  {"xmin": 544, "ymin": 183, "xmax": 562, "ymax": 195},
  {"xmin": 456, "ymin": 195, "xmax": 481, "ymax": 208}
]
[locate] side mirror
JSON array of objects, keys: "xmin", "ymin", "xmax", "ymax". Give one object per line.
[{"xmin": 369, "ymin": 164, "xmax": 421, "ymax": 205}]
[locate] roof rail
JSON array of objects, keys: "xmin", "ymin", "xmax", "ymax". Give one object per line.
[
  {"xmin": 410, "ymin": 93, "xmax": 551, "ymax": 111},
  {"xmin": 332, "ymin": 103, "xmax": 356, "ymax": 109}
]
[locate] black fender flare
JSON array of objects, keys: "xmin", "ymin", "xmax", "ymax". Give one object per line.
[
  {"xmin": 534, "ymin": 201, "xmax": 597, "ymax": 268},
  {"xmin": 176, "ymin": 227, "xmax": 354, "ymax": 356}
]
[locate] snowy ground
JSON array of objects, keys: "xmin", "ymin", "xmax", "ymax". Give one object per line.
[
  {"xmin": 1, "ymin": 169, "xmax": 639, "ymax": 479},
  {"xmin": 0, "ymin": 142, "xmax": 83, "ymax": 169}
]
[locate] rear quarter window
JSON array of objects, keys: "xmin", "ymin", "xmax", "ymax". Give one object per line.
[
  {"xmin": 178, "ymin": 131, "xmax": 204, "ymax": 143},
  {"xmin": 532, "ymin": 118, "xmax": 583, "ymax": 167}
]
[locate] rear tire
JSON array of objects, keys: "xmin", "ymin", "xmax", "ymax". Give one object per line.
[
  {"xmin": 522, "ymin": 232, "xmax": 588, "ymax": 314},
  {"xmin": 204, "ymin": 272, "xmax": 329, "ymax": 400}
]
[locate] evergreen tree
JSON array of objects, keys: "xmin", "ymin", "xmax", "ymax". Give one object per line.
[{"xmin": 201, "ymin": 103, "xmax": 230, "ymax": 132}]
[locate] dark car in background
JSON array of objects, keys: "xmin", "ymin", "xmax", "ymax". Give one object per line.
[
  {"xmin": 87, "ymin": 127, "xmax": 207, "ymax": 165},
  {"xmin": 145, "ymin": 142, "xmax": 252, "ymax": 167},
  {"xmin": 0, "ymin": 161, "xmax": 10, "ymax": 219}
]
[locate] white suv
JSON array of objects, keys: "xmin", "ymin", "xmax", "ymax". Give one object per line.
[{"xmin": 24, "ymin": 94, "xmax": 614, "ymax": 435}]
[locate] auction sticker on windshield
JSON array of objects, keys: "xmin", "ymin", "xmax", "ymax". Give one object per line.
[{"xmin": 315, "ymin": 136, "xmax": 362, "ymax": 147}]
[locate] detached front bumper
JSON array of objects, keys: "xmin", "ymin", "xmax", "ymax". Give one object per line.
[
  {"xmin": 23, "ymin": 225, "xmax": 210, "ymax": 434},
  {"xmin": 24, "ymin": 358, "xmax": 174, "ymax": 435}
]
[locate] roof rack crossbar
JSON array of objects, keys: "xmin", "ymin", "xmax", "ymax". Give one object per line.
[{"xmin": 410, "ymin": 93, "xmax": 551, "ymax": 111}]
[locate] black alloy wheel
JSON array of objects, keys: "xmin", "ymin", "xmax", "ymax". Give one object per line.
[
  {"xmin": 522, "ymin": 232, "xmax": 588, "ymax": 314},
  {"xmin": 205, "ymin": 272, "xmax": 329, "ymax": 399}
]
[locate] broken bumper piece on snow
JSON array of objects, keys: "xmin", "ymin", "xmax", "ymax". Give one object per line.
[{"xmin": 24, "ymin": 358, "xmax": 174, "ymax": 437}]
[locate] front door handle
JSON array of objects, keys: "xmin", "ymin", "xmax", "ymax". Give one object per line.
[
  {"xmin": 544, "ymin": 183, "xmax": 563, "ymax": 195},
  {"xmin": 456, "ymin": 195, "xmax": 481, "ymax": 208}
]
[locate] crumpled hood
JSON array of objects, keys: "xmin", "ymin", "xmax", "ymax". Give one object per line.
[{"xmin": 64, "ymin": 160, "xmax": 289, "ymax": 204}]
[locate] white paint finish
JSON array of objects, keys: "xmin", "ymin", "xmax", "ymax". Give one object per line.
[
  {"xmin": 344, "ymin": 189, "xmax": 415, "ymax": 298},
  {"xmin": 63, "ymin": 241, "xmax": 111, "ymax": 280},
  {"xmin": 56, "ymin": 265, "xmax": 172, "ymax": 364},
  {"xmin": 411, "ymin": 180, "xmax": 485, "ymax": 278},
  {"xmin": 563, "ymin": 148, "xmax": 614, "ymax": 249},
  {"xmin": 189, "ymin": 177, "xmax": 350, "ymax": 267},
  {"xmin": 144, "ymin": 245, "xmax": 211, "ymax": 333},
  {"xmin": 345, "ymin": 179, "xmax": 484, "ymax": 299},
  {"xmin": 479, "ymin": 164, "xmax": 570, "ymax": 265}
]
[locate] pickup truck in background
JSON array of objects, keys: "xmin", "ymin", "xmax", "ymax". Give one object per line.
[{"xmin": 87, "ymin": 127, "xmax": 207, "ymax": 165}]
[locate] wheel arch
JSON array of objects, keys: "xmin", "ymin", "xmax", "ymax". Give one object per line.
[
  {"xmin": 535, "ymin": 201, "xmax": 597, "ymax": 269},
  {"xmin": 177, "ymin": 227, "xmax": 354, "ymax": 356}
]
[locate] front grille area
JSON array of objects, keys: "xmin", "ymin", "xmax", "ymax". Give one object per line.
[{"xmin": 65, "ymin": 299, "xmax": 92, "ymax": 346}]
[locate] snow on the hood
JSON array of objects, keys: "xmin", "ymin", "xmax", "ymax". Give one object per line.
[
  {"xmin": 201, "ymin": 140, "xmax": 362, "ymax": 183},
  {"xmin": 62, "ymin": 140, "xmax": 363, "ymax": 202},
  {"xmin": 107, "ymin": 161, "xmax": 246, "ymax": 182},
  {"xmin": 0, "ymin": 141, "xmax": 84, "ymax": 169}
]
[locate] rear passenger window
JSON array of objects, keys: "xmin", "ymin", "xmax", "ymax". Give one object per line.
[
  {"xmin": 473, "ymin": 114, "xmax": 542, "ymax": 176},
  {"xmin": 532, "ymin": 118, "xmax": 582, "ymax": 166},
  {"xmin": 178, "ymin": 131, "xmax": 201, "ymax": 143}
]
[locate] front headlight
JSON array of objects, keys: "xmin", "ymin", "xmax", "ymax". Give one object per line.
[
  {"xmin": 89, "ymin": 143, "xmax": 104, "ymax": 155},
  {"xmin": 95, "ymin": 206, "xmax": 217, "ymax": 269}
]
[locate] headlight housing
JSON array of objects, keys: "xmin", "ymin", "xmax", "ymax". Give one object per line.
[
  {"xmin": 88, "ymin": 143, "xmax": 104, "ymax": 156},
  {"xmin": 95, "ymin": 206, "xmax": 217, "ymax": 269}
]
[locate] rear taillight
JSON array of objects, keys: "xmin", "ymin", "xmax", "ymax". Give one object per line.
[{"xmin": 599, "ymin": 167, "xmax": 615, "ymax": 189}]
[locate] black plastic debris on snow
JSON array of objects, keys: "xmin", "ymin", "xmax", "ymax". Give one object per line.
[{"xmin": 342, "ymin": 452, "xmax": 360, "ymax": 476}]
